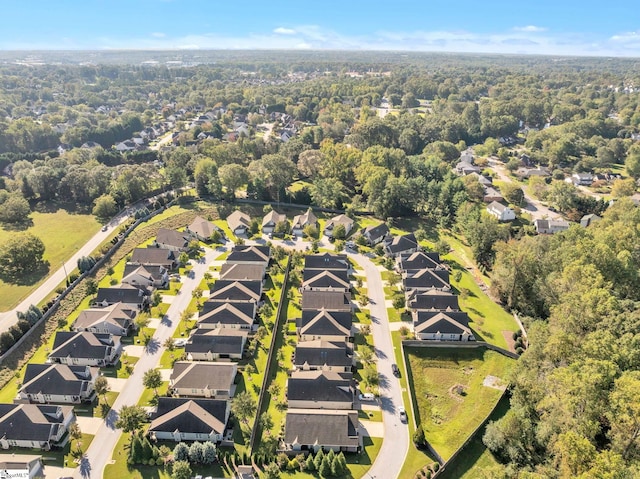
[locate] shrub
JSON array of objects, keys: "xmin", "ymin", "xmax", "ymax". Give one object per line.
[{"xmin": 173, "ymin": 442, "xmax": 189, "ymax": 462}]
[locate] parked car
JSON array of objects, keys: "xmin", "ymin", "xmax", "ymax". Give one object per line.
[
  {"xmin": 392, "ymin": 363, "xmax": 400, "ymax": 377},
  {"xmin": 359, "ymin": 392, "xmax": 375, "ymax": 401},
  {"xmin": 399, "ymin": 406, "xmax": 407, "ymax": 422},
  {"xmin": 101, "ymin": 225, "xmax": 108, "ymax": 232}
]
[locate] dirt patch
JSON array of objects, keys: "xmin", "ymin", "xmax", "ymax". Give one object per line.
[
  {"xmin": 502, "ymin": 330, "xmax": 517, "ymax": 353},
  {"xmin": 448, "ymin": 383, "xmax": 467, "ymax": 402},
  {"xmin": 483, "ymin": 375, "xmax": 506, "ymax": 391},
  {"xmin": 462, "ymin": 366, "xmax": 474, "ymax": 375}
]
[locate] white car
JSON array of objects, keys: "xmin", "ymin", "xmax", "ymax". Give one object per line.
[
  {"xmin": 173, "ymin": 338, "xmax": 188, "ymax": 347},
  {"xmin": 399, "ymin": 406, "xmax": 407, "ymax": 422},
  {"xmin": 359, "ymin": 392, "xmax": 375, "ymax": 401}
]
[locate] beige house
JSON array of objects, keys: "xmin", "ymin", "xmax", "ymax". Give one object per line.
[
  {"xmin": 323, "ymin": 214, "xmax": 354, "ymax": 238},
  {"xmin": 292, "ymin": 208, "xmax": 318, "ymax": 236},
  {"xmin": 227, "ymin": 211, "xmax": 251, "ymax": 236},
  {"xmin": 262, "ymin": 210, "xmax": 286, "ymax": 234}
]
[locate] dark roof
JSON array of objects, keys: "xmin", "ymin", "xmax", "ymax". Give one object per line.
[
  {"xmin": 94, "ymin": 284, "xmax": 149, "ymax": 306},
  {"xmin": 197, "ymin": 301, "xmax": 256, "ymax": 327},
  {"xmin": 123, "ymin": 264, "xmax": 166, "ymax": 283},
  {"xmin": 130, "ymin": 247, "xmax": 177, "ymax": 266},
  {"xmin": 363, "ymin": 223, "xmax": 390, "ymax": 240},
  {"xmin": 287, "ymin": 371, "xmax": 353, "ymax": 404},
  {"xmin": 385, "ymin": 233, "xmax": 418, "ymax": 255},
  {"xmin": 284, "ymin": 410, "xmax": 359, "ymax": 448},
  {"xmin": 170, "ymin": 362, "xmax": 236, "ymax": 391},
  {"xmin": 150, "ymin": 398, "xmax": 228, "ymax": 435},
  {"xmin": 226, "ymin": 245, "xmax": 270, "ymax": 264},
  {"xmin": 414, "ymin": 311, "xmax": 472, "ymax": 335},
  {"xmin": 219, "ymin": 263, "xmax": 265, "ymax": 281},
  {"xmin": 303, "ymin": 269, "xmax": 350, "ymax": 290},
  {"xmin": 186, "ymin": 330, "xmax": 247, "ymax": 355},
  {"xmin": 155, "ymin": 228, "xmax": 189, "ymax": 249},
  {"xmin": 404, "ymin": 268, "xmax": 450, "ymax": 290},
  {"xmin": 50, "ymin": 332, "xmax": 119, "ymax": 361},
  {"xmin": 294, "ymin": 340, "xmax": 354, "ymax": 369},
  {"xmin": 301, "ymin": 291, "xmax": 352, "ymax": 311},
  {"xmin": 0, "ymin": 404, "xmax": 74, "ymax": 443},
  {"xmin": 398, "ymin": 251, "xmax": 442, "ymax": 271},
  {"xmin": 409, "ymin": 290, "xmax": 460, "ymax": 311},
  {"xmin": 209, "ymin": 280, "xmax": 262, "ymax": 302},
  {"xmin": 304, "ymin": 253, "xmax": 349, "ymax": 271},
  {"xmin": 20, "ymin": 364, "xmax": 97, "ymax": 397},
  {"xmin": 298, "ymin": 310, "xmax": 352, "ymax": 337}
]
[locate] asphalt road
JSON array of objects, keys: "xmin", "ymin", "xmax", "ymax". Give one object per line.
[
  {"xmin": 0, "ymin": 211, "xmax": 131, "ymax": 329},
  {"xmin": 72, "ymin": 247, "xmax": 218, "ymax": 479}
]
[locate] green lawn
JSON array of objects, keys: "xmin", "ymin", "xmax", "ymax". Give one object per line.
[
  {"xmin": 405, "ymin": 347, "xmax": 514, "ymax": 460},
  {"xmin": 0, "ymin": 208, "xmax": 100, "ymax": 311},
  {"xmin": 7, "ymin": 433, "xmax": 95, "ymax": 469},
  {"xmin": 358, "ymin": 409, "xmax": 383, "ymax": 422},
  {"xmin": 137, "ymin": 381, "xmax": 169, "ymax": 407},
  {"xmin": 101, "ymin": 355, "xmax": 140, "ymax": 379}
]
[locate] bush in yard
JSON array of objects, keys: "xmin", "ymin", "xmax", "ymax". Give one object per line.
[
  {"xmin": 141, "ymin": 436, "xmax": 154, "ymax": 461},
  {"xmin": 173, "ymin": 442, "xmax": 189, "ymax": 462},
  {"xmin": 171, "ymin": 460, "xmax": 192, "ymax": 479},
  {"xmin": 332, "ymin": 223, "xmax": 346, "ymax": 240},
  {"xmin": 392, "ymin": 295, "xmax": 406, "ymax": 310},
  {"xmin": 202, "ymin": 441, "xmax": 217, "ymax": 464},
  {"xmin": 188, "ymin": 441, "xmax": 205, "ymax": 463},
  {"xmin": 130, "ymin": 433, "xmax": 143, "ymax": 463},
  {"xmin": 413, "ymin": 423, "xmax": 427, "ymax": 449},
  {"xmin": 305, "ymin": 453, "xmax": 316, "ymax": 471},
  {"xmin": 313, "ymin": 449, "xmax": 324, "ymax": 471},
  {"xmin": 319, "ymin": 455, "xmax": 332, "ymax": 478}
]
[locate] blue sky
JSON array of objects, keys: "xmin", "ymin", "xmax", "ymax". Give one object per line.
[{"xmin": 2, "ymin": 0, "xmax": 639, "ymax": 56}]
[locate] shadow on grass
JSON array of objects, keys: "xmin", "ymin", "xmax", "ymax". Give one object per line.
[{"xmin": 0, "ymin": 262, "xmax": 50, "ymax": 286}]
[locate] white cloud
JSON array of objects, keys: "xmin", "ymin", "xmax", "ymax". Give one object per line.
[
  {"xmin": 151, "ymin": 32, "xmax": 166, "ymax": 38},
  {"xmin": 273, "ymin": 27, "xmax": 296, "ymax": 35},
  {"xmin": 513, "ymin": 25, "xmax": 547, "ymax": 32}
]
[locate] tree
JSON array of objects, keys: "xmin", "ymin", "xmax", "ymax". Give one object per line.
[
  {"xmin": 319, "ymin": 455, "xmax": 332, "ymax": 478},
  {"xmin": 173, "ymin": 442, "xmax": 189, "ymax": 462},
  {"xmin": 92, "ymin": 194, "xmax": 118, "ymax": 221},
  {"xmin": 69, "ymin": 422, "xmax": 82, "ymax": 452},
  {"xmin": 171, "ymin": 460, "xmax": 192, "ymax": 479},
  {"xmin": 624, "ymin": 145, "xmax": 640, "ymax": 179},
  {"xmin": 297, "ymin": 149, "xmax": 324, "ymax": 178},
  {"xmin": 143, "ymin": 368, "xmax": 163, "ymax": 397},
  {"xmin": 231, "ymin": 391, "xmax": 257, "ymax": 425},
  {"xmin": 94, "ymin": 376, "xmax": 111, "ymax": 405},
  {"xmin": 77, "ymin": 256, "xmax": 96, "ymax": 274},
  {"xmin": 310, "ymin": 178, "xmax": 346, "ymax": 209},
  {"xmin": 178, "ymin": 252, "xmax": 189, "ymax": 265},
  {"xmin": 392, "ymin": 295, "xmax": 406, "ymax": 310},
  {"xmin": 202, "ymin": 441, "xmax": 217, "ymax": 464},
  {"xmin": 115, "ymin": 405, "xmax": 148, "ymax": 434},
  {"xmin": 332, "ymin": 223, "xmax": 346, "ymax": 240},
  {"xmin": 0, "ymin": 195, "xmax": 30, "ymax": 224},
  {"xmin": 0, "ymin": 233, "xmax": 47, "ymax": 281},
  {"xmin": 0, "ymin": 332, "xmax": 15, "ymax": 354},
  {"xmin": 263, "ymin": 462, "xmax": 281, "ymax": 479},
  {"xmin": 501, "ymin": 183, "xmax": 525, "ymax": 206},
  {"xmin": 260, "ymin": 411, "xmax": 274, "ymax": 432},
  {"xmin": 611, "ymin": 178, "xmax": 637, "ymax": 198},
  {"xmin": 607, "ymin": 371, "xmax": 640, "ymax": 459},
  {"xmin": 413, "ymin": 424, "xmax": 427, "ymax": 449},
  {"xmin": 188, "ymin": 441, "xmax": 205, "ymax": 464},
  {"xmin": 218, "ymin": 163, "xmax": 249, "ymax": 197}
]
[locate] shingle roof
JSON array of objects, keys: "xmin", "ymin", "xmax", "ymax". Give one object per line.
[
  {"xmin": 304, "ymin": 253, "xmax": 350, "ymax": 271},
  {"xmin": 0, "ymin": 404, "xmax": 74, "ymax": 443},
  {"xmin": 385, "ymin": 233, "xmax": 418, "ymax": 255},
  {"xmin": 123, "ymin": 264, "xmax": 166, "ymax": 284},
  {"xmin": 404, "ymin": 268, "xmax": 450, "ymax": 290},
  {"xmin": 73, "ymin": 302, "xmax": 136, "ymax": 332},
  {"xmin": 209, "ymin": 280, "xmax": 262, "ymax": 302},
  {"xmin": 149, "ymin": 398, "xmax": 228, "ymax": 435},
  {"xmin": 408, "ymin": 290, "xmax": 460, "ymax": 311},
  {"xmin": 130, "ymin": 248, "xmax": 177, "ymax": 267},
  {"xmin": 185, "ymin": 329, "xmax": 247, "ymax": 355},
  {"xmin": 227, "ymin": 211, "xmax": 251, "ymax": 232},
  {"xmin": 94, "ymin": 284, "xmax": 149, "ymax": 306},
  {"xmin": 292, "ymin": 208, "xmax": 317, "ymax": 229},
  {"xmin": 226, "ymin": 245, "xmax": 270, "ymax": 264},
  {"xmin": 294, "ymin": 340, "xmax": 354, "ymax": 369},
  {"xmin": 188, "ymin": 216, "xmax": 220, "ymax": 239},
  {"xmin": 413, "ymin": 311, "xmax": 472, "ymax": 335},
  {"xmin": 20, "ymin": 364, "xmax": 97, "ymax": 397},
  {"xmin": 155, "ymin": 228, "xmax": 189, "ymax": 249},
  {"xmin": 220, "ymin": 263, "xmax": 265, "ymax": 281},
  {"xmin": 262, "ymin": 210, "xmax": 286, "ymax": 227},
  {"xmin": 197, "ymin": 301, "xmax": 256, "ymax": 327},
  {"xmin": 50, "ymin": 332, "xmax": 119, "ymax": 361},
  {"xmin": 302, "ymin": 270, "xmax": 350, "ymax": 290},
  {"xmin": 325, "ymin": 214, "xmax": 354, "ymax": 230},
  {"xmin": 398, "ymin": 251, "xmax": 442, "ymax": 271},
  {"xmin": 298, "ymin": 310, "xmax": 352, "ymax": 337},
  {"xmin": 287, "ymin": 370, "xmax": 353, "ymax": 405},
  {"xmin": 362, "ymin": 223, "xmax": 390, "ymax": 240},
  {"xmin": 301, "ymin": 291, "xmax": 352, "ymax": 311},
  {"xmin": 284, "ymin": 410, "xmax": 359, "ymax": 448},
  {"xmin": 170, "ymin": 362, "xmax": 236, "ymax": 392}
]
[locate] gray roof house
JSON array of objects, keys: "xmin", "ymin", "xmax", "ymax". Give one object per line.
[
  {"xmin": 209, "ymin": 280, "xmax": 263, "ymax": 303},
  {"xmin": 220, "ymin": 263, "xmax": 266, "ymax": 282},
  {"xmin": 169, "ymin": 362, "xmax": 237, "ymax": 399},
  {"xmin": 301, "ymin": 291, "xmax": 353, "ymax": 312},
  {"xmin": 403, "ymin": 268, "xmax": 451, "ymax": 293},
  {"xmin": 226, "ymin": 245, "xmax": 270, "ymax": 268},
  {"xmin": 148, "ymin": 398, "xmax": 230, "ymax": 443},
  {"xmin": 122, "ymin": 264, "xmax": 169, "ymax": 289},
  {"xmin": 49, "ymin": 332, "xmax": 121, "ymax": 367},
  {"xmin": 18, "ymin": 364, "xmax": 99, "ymax": 405},
  {"xmin": 580, "ymin": 214, "xmax": 601, "ymax": 228},
  {"xmin": 384, "ymin": 233, "xmax": 419, "ymax": 257},
  {"xmin": 533, "ymin": 218, "xmax": 570, "ymax": 235},
  {"xmin": 185, "ymin": 329, "xmax": 248, "ymax": 361},
  {"xmin": 261, "ymin": 210, "xmax": 286, "ymax": 234},
  {"xmin": 0, "ymin": 404, "xmax": 75, "ymax": 450},
  {"xmin": 293, "ymin": 340, "xmax": 354, "ymax": 373},
  {"xmin": 227, "ymin": 211, "xmax": 251, "ymax": 237},
  {"xmin": 73, "ymin": 302, "xmax": 137, "ymax": 336},
  {"xmin": 196, "ymin": 301, "xmax": 257, "ymax": 331},
  {"xmin": 486, "ymin": 202, "xmax": 516, "ymax": 222},
  {"xmin": 323, "ymin": 215, "xmax": 354, "ymax": 238},
  {"xmin": 361, "ymin": 223, "xmax": 390, "ymax": 246},
  {"xmin": 93, "ymin": 284, "xmax": 150, "ymax": 310},
  {"xmin": 287, "ymin": 370, "xmax": 354, "ymax": 410},
  {"xmin": 408, "ymin": 290, "xmax": 460, "ymax": 312},
  {"xmin": 154, "ymin": 228, "xmax": 190, "ymax": 251},
  {"xmin": 0, "ymin": 454, "xmax": 43, "ymax": 478},
  {"xmin": 129, "ymin": 248, "xmax": 178, "ymax": 270},
  {"xmin": 413, "ymin": 311, "xmax": 475, "ymax": 341},
  {"xmin": 297, "ymin": 309, "xmax": 353, "ymax": 342},
  {"xmin": 292, "ymin": 208, "xmax": 318, "ymax": 236},
  {"xmin": 304, "ymin": 253, "xmax": 350, "ymax": 272},
  {"xmin": 186, "ymin": 216, "xmax": 222, "ymax": 242},
  {"xmin": 397, "ymin": 251, "xmax": 442, "ymax": 272},
  {"xmin": 302, "ymin": 269, "xmax": 351, "ymax": 293},
  {"xmin": 283, "ymin": 409, "xmax": 360, "ymax": 453}
]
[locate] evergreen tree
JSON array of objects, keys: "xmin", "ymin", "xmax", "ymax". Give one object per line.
[
  {"xmin": 319, "ymin": 455, "xmax": 332, "ymax": 478},
  {"xmin": 141, "ymin": 436, "xmax": 154, "ymax": 461},
  {"xmin": 305, "ymin": 453, "xmax": 316, "ymax": 471},
  {"xmin": 173, "ymin": 442, "xmax": 189, "ymax": 462},
  {"xmin": 202, "ymin": 441, "xmax": 217, "ymax": 464},
  {"xmin": 313, "ymin": 449, "xmax": 324, "ymax": 471},
  {"xmin": 188, "ymin": 441, "xmax": 205, "ymax": 464},
  {"xmin": 129, "ymin": 433, "xmax": 143, "ymax": 463}
]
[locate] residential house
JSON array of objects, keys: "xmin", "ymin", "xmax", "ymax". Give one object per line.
[
  {"xmin": 226, "ymin": 245, "xmax": 271, "ymax": 269},
  {"xmin": 304, "ymin": 253, "xmax": 350, "ymax": 272},
  {"xmin": 397, "ymin": 252, "xmax": 442, "ymax": 272},
  {"xmin": 323, "ymin": 215, "xmax": 354, "ymax": 238},
  {"xmin": 469, "ymin": 172, "xmax": 493, "ymax": 186},
  {"xmin": 291, "ymin": 208, "xmax": 318, "ymax": 236},
  {"xmin": 408, "ymin": 290, "xmax": 460, "ymax": 312},
  {"xmin": 72, "ymin": 302, "xmax": 136, "ymax": 336},
  {"xmin": 0, "ymin": 404, "xmax": 75, "ymax": 450},
  {"xmin": 516, "ymin": 167, "xmax": 550, "ymax": 179},
  {"xmin": 148, "ymin": 398, "xmax": 230, "ymax": 443},
  {"xmin": 361, "ymin": 223, "xmax": 390, "ymax": 246},
  {"xmin": 196, "ymin": 301, "xmax": 257, "ymax": 331},
  {"xmin": 283, "ymin": 409, "xmax": 360, "ymax": 453},
  {"xmin": 0, "ymin": 454, "xmax": 44, "ymax": 478},
  {"xmin": 122, "ymin": 264, "xmax": 168, "ymax": 289},
  {"xmin": 483, "ymin": 186, "xmax": 504, "ymax": 203},
  {"xmin": 186, "ymin": 216, "xmax": 222, "ymax": 242},
  {"xmin": 293, "ymin": 340, "xmax": 354, "ymax": 373},
  {"xmin": 302, "ymin": 270, "xmax": 350, "ymax": 293},
  {"xmin": 115, "ymin": 140, "xmax": 136, "ymax": 152},
  {"xmin": 169, "ymin": 362, "xmax": 237, "ymax": 399},
  {"xmin": 413, "ymin": 311, "xmax": 475, "ymax": 341},
  {"xmin": 49, "ymin": 332, "xmax": 121, "ymax": 367},
  {"xmin": 297, "ymin": 309, "xmax": 353, "ymax": 342},
  {"xmin": 287, "ymin": 371, "xmax": 354, "ymax": 410},
  {"xmin": 384, "ymin": 233, "xmax": 419, "ymax": 257},
  {"xmin": 533, "ymin": 219, "xmax": 570, "ymax": 235},
  {"xmin": 209, "ymin": 280, "xmax": 262, "ymax": 303},
  {"xmin": 219, "ymin": 264, "xmax": 265, "ymax": 282},
  {"xmin": 185, "ymin": 329, "xmax": 248, "ymax": 361},
  {"xmin": 18, "ymin": 364, "xmax": 98, "ymax": 405},
  {"xmin": 129, "ymin": 248, "xmax": 178, "ymax": 270},
  {"xmin": 580, "ymin": 214, "xmax": 601, "ymax": 228},
  {"xmin": 486, "ymin": 202, "xmax": 516, "ymax": 222},
  {"xmin": 261, "ymin": 210, "xmax": 286, "ymax": 234},
  {"xmin": 455, "ymin": 161, "xmax": 481, "ymax": 175},
  {"xmin": 93, "ymin": 284, "xmax": 150, "ymax": 310},
  {"xmin": 301, "ymin": 291, "xmax": 353, "ymax": 312},
  {"xmin": 569, "ymin": 172, "xmax": 594, "ymax": 186},
  {"xmin": 154, "ymin": 228, "xmax": 190, "ymax": 252},
  {"xmin": 403, "ymin": 268, "xmax": 451, "ymax": 293},
  {"xmin": 227, "ymin": 211, "xmax": 251, "ymax": 237}
]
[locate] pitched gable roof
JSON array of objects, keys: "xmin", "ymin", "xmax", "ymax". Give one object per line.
[
  {"xmin": 197, "ymin": 301, "xmax": 256, "ymax": 327},
  {"xmin": 149, "ymin": 398, "xmax": 228, "ymax": 435},
  {"xmin": 325, "ymin": 214, "xmax": 354, "ymax": 230},
  {"xmin": 227, "ymin": 245, "xmax": 270, "ymax": 264},
  {"xmin": 187, "ymin": 216, "xmax": 220, "ymax": 238},
  {"xmin": 404, "ymin": 268, "xmax": 450, "ymax": 290},
  {"xmin": 123, "ymin": 264, "xmax": 166, "ymax": 284},
  {"xmin": 94, "ymin": 284, "xmax": 149, "ymax": 306},
  {"xmin": 292, "ymin": 208, "xmax": 317, "ymax": 229},
  {"xmin": 155, "ymin": 228, "xmax": 189, "ymax": 249},
  {"xmin": 413, "ymin": 311, "xmax": 472, "ymax": 336},
  {"xmin": 73, "ymin": 302, "xmax": 136, "ymax": 332},
  {"xmin": 287, "ymin": 370, "xmax": 353, "ymax": 404},
  {"xmin": 398, "ymin": 251, "xmax": 442, "ymax": 271},
  {"xmin": 219, "ymin": 263, "xmax": 265, "ymax": 281},
  {"xmin": 227, "ymin": 211, "xmax": 251, "ymax": 232},
  {"xmin": 186, "ymin": 329, "xmax": 247, "ymax": 355},
  {"xmin": 298, "ymin": 310, "xmax": 352, "ymax": 337},
  {"xmin": 0, "ymin": 404, "xmax": 74, "ymax": 443},
  {"xmin": 130, "ymin": 248, "xmax": 177, "ymax": 267},
  {"xmin": 20, "ymin": 364, "xmax": 97, "ymax": 397},
  {"xmin": 385, "ymin": 233, "xmax": 418, "ymax": 255},
  {"xmin": 50, "ymin": 332, "xmax": 119, "ymax": 361},
  {"xmin": 301, "ymin": 291, "xmax": 352, "ymax": 311},
  {"xmin": 408, "ymin": 290, "xmax": 460, "ymax": 311},
  {"xmin": 262, "ymin": 210, "xmax": 286, "ymax": 227},
  {"xmin": 304, "ymin": 253, "xmax": 349, "ymax": 271},
  {"xmin": 209, "ymin": 280, "xmax": 262, "ymax": 302},
  {"xmin": 170, "ymin": 362, "xmax": 237, "ymax": 392},
  {"xmin": 294, "ymin": 340, "xmax": 354, "ymax": 369},
  {"xmin": 362, "ymin": 223, "xmax": 390, "ymax": 239},
  {"xmin": 303, "ymin": 270, "xmax": 350, "ymax": 290},
  {"xmin": 284, "ymin": 410, "xmax": 359, "ymax": 448}
]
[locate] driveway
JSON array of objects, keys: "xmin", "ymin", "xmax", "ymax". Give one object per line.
[
  {"xmin": 74, "ymin": 247, "xmax": 219, "ymax": 479},
  {"xmin": 359, "ymin": 420, "xmax": 385, "ymax": 438}
]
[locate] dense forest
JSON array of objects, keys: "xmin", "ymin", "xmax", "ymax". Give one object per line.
[{"xmin": 1, "ymin": 51, "xmax": 640, "ymax": 477}]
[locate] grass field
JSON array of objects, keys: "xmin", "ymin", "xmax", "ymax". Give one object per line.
[
  {"xmin": 0, "ymin": 208, "xmax": 100, "ymax": 311},
  {"xmin": 405, "ymin": 347, "xmax": 514, "ymax": 460}
]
